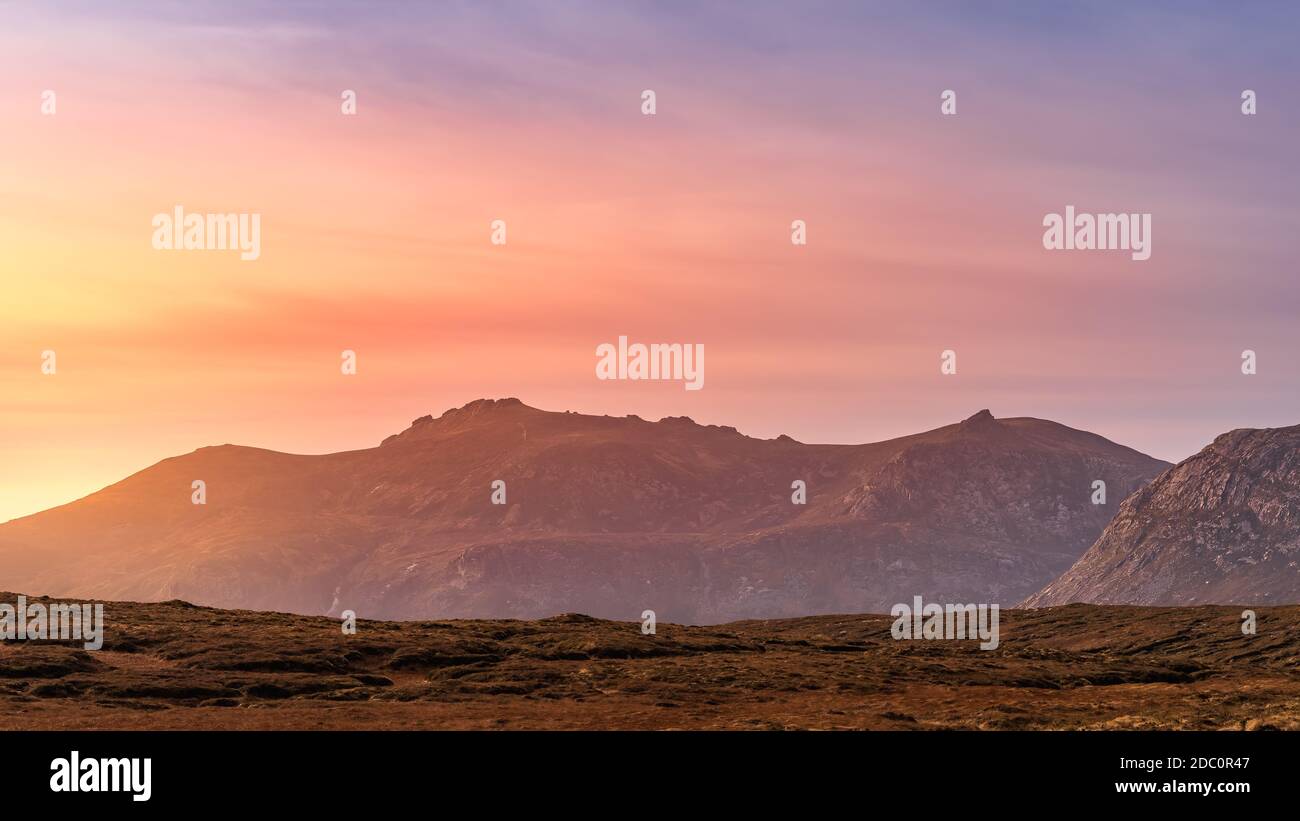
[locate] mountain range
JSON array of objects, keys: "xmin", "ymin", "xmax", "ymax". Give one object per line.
[{"xmin": 0, "ymin": 399, "xmax": 1171, "ymax": 622}]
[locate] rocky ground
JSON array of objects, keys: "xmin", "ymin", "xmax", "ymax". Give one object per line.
[{"xmin": 2, "ymin": 592, "xmax": 1298, "ymax": 730}]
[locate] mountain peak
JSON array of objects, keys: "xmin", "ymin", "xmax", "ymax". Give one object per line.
[
  {"xmin": 961, "ymin": 409, "xmax": 997, "ymax": 427},
  {"xmin": 441, "ymin": 397, "xmax": 528, "ymax": 418},
  {"xmin": 420, "ymin": 397, "xmax": 538, "ymax": 428},
  {"xmin": 381, "ymin": 399, "xmax": 537, "ymax": 446}
]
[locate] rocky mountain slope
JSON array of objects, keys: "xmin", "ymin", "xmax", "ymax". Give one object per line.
[
  {"xmin": 0, "ymin": 399, "xmax": 1168, "ymax": 622},
  {"xmin": 1026, "ymin": 424, "xmax": 1300, "ymax": 607}
]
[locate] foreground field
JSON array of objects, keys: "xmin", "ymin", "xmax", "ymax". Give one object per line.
[{"xmin": 2, "ymin": 593, "xmax": 1298, "ymax": 730}]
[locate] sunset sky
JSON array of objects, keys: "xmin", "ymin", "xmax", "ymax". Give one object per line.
[{"xmin": 2, "ymin": 1, "xmax": 1298, "ymax": 523}]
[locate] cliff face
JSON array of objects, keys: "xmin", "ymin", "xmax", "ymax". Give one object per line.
[
  {"xmin": 0, "ymin": 400, "xmax": 1167, "ymax": 622},
  {"xmin": 1026, "ymin": 424, "xmax": 1300, "ymax": 607}
]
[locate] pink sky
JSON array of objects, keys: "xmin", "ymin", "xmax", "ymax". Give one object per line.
[{"xmin": 2, "ymin": 1, "xmax": 1298, "ymax": 522}]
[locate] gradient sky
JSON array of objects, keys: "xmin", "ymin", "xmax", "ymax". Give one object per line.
[{"xmin": 2, "ymin": 1, "xmax": 1299, "ymax": 523}]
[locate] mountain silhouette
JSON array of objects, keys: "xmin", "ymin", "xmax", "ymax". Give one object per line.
[{"xmin": 0, "ymin": 399, "xmax": 1168, "ymax": 622}]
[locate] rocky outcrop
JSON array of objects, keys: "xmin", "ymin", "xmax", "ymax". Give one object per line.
[{"xmin": 1025, "ymin": 424, "xmax": 1300, "ymax": 607}]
